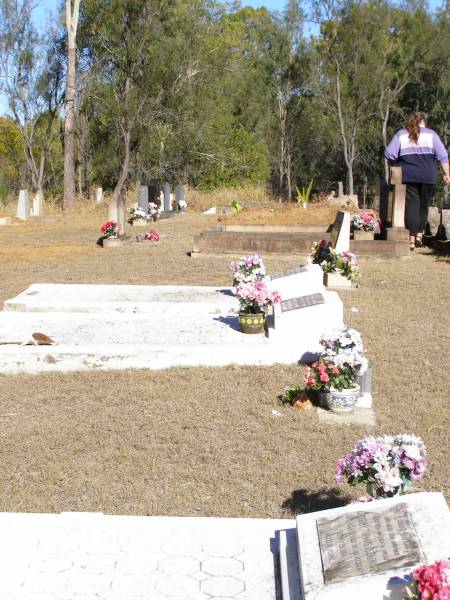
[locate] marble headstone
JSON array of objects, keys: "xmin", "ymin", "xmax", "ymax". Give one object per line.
[
  {"xmin": 16, "ymin": 189, "xmax": 29, "ymax": 220},
  {"xmin": 163, "ymin": 182, "xmax": 171, "ymax": 212},
  {"xmin": 330, "ymin": 211, "xmax": 350, "ymax": 252},
  {"xmin": 138, "ymin": 185, "xmax": 149, "ymax": 214},
  {"xmin": 175, "ymin": 184, "xmax": 186, "ymax": 210}
]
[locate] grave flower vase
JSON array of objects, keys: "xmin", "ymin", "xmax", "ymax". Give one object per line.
[
  {"xmin": 353, "ymin": 230, "xmax": 374, "ymax": 241},
  {"xmin": 238, "ymin": 312, "xmax": 265, "ymax": 334},
  {"xmin": 327, "ymin": 384, "xmax": 360, "ymax": 414}
]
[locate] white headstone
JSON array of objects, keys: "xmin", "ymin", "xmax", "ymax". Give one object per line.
[
  {"xmin": 16, "ymin": 189, "xmax": 29, "ymax": 220},
  {"xmin": 333, "ymin": 211, "xmax": 351, "ymax": 253},
  {"xmin": 95, "ymin": 187, "xmax": 103, "ymax": 204},
  {"xmin": 270, "ymin": 264, "xmax": 324, "ymax": 303},
  {"xmin": 108, "ymin": 196, "xmax": 125, "ymax": 236},
  {"xmin": 268, "ymin": 264, "xmax": 343, "ymax": 345}
]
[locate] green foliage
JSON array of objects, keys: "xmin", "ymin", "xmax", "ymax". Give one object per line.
[
  {"xmin": 1, "ymin": 0, "xmax": 448, "ymax": 199},
  {"xmin": 295, "ymin": 179, "xmax": 313, "ymax": 205},
  {"xmin": 198, "ymin": 126, "xmax": 270, "ymax": 190},
  {"xmin": 280, "ymin": 385, "xmax": 304, "ymax": 404}
]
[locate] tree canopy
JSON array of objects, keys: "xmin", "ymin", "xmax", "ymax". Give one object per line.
[{"xmin": 0, "ymin": 0, "xmax": 448, "ymax": 202}]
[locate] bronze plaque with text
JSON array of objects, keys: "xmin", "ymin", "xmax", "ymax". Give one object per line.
[{"xmin": 317, "ymin": 503, "xmax": 423, "ymax": 584}]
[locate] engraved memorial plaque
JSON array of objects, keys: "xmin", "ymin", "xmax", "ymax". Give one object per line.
[
  {"xmin": 281, "ymin": 293, "xmax": 324, "ymax": 312},
  {"xmin": 317, "ymin": 503, "xmax": 423, "ymax": 584}
]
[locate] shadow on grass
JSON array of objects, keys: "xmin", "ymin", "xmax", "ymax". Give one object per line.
[{"xmin": 282, "ymin": 487, "xmax": 351, "ymax": 515}]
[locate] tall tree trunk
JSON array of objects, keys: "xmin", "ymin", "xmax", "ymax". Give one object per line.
[{"xmin": 63, "ymin": 0, "xmax": 80, "ymax": 210}]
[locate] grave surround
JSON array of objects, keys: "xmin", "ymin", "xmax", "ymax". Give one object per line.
[
  {"xmin": 0, "ymin": 282, "xmax": 337, "ymax": 374},
  {"xmin": 0, "ymin": 511, "xmax": 290, "ymax": 600}
]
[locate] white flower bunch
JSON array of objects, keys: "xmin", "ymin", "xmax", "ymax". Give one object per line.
[
  {"xmin": 128, "ymin": 204, "xmax": 147, "ymax": 219},
  {"xmin": 320, "ymin": 327, "xmax": 367, "ymax": 371}
]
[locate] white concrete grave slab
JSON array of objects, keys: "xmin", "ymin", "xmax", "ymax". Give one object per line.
[
  {"xmin": 4, "ymin": 283, "xmax": 239, "ymax": 315},
  {"xmin": 0, "ymin": 216, "xmax": 12, "ymax": 226},
  {"xmin": 0, "ymin": 283, "xmax": 324, "ymax": 374},
  {"xmin": 285, "ymin": 492, "xmax": 450, "ymax": 600},
  {"xmin": 0, "ymin": 511, "xmax": 292, "ymax": 600}
]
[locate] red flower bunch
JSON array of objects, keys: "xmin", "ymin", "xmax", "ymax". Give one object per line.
[
  {"xmin": 303, "ymin": 359, "xmax": 340, "ymax": 391},
  {"xmin": 144, "ymin": 229, "xmax": 160, "ymax": 242},
  {"xmin": 100, "ymin": 221, "xmax": 120, "ymax": 237},
  {"xmin": 405, "ymin": 560, "xmax": 450, "ymax": 600}
]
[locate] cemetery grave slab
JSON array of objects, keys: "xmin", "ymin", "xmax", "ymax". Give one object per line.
[
  {"xmin": 0, "ymin": 511, "xmax": 290, "ymax": 600},
  {"xmin": 4, "ymin": 283, "xmax": 239, "ymax": 315},
  {"xmin": 0, "ymin": 282, "xmax": 338, "ymax": 374},
  {"xmin": 283, "ymin": 492, "xmax": 450, "ymax": 600},
  {"xmin": 193, "ymin": 231, "xmax": 410, "ymax": 256}
]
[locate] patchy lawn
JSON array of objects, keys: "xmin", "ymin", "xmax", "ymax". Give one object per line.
[{"xmin": 0, "ymin": 212, "xmax": 448, "ymax": 517}]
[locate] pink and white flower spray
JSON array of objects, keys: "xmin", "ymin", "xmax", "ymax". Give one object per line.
[{"xmin": 336, "ymin": 434, "xmax": 427, "ymax": 498}]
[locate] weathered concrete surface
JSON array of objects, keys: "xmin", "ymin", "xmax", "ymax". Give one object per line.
[
  {"xmin": 193, "ymin": 231, "xmax": 410, "ymax": 256},
  {"xmin": 4, "ymin": 284, "xmax": 239, "ymax": 315},
  {"xmin": 0, "ymin": 511, "xmax": 293, "ymax": 600},
  {"xmin": 221, "ymin": 224, "xmax": 328, "ymax": 233}
]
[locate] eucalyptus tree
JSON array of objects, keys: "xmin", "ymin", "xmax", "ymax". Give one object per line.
[
  {"xmin": 63, "ymin": 0, "xmax": 81, "ymax": 209},
  {"xmin": 0, "ymin": 0, "xmax": 63, "ymax": 204},
  {"xmin": 81, "ymin": 0, "xmax": 170, "ymax": 221}
]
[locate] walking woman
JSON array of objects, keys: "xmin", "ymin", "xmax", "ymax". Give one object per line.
[{"xmin": 385, "ymin": 112, "xmax": 449, "ymax": 251}]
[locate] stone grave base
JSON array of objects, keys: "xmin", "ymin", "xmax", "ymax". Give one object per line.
[
  {"xmin": 316, "ymin": 406, "xmax": 377, "ymax": 426},
  {"xmin": 0, "ymin": 511, "xmax": 290, "ymax": 600},
  {"xmin": 0, "ymin": 216, "xmax": 12, "ymax": 226},
  {"xmin": 103, "ymin": 238, "xmax": 124, "ymax": 248},
  {"xmin": 323, "ymin": 272, "xmax": 352, "ymax": 289},
  {"xmin": 192, "ymin": 230, "xmax": 410, "ymax": 256}
]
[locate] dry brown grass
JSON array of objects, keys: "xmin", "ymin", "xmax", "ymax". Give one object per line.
[
  {"xmin": 0, "ymin": 212, "xmax": 449, "ymax": 518},
  {"xmin": 220, "ymin": 203, "xmax": 347, "ymax": 226},
  {"xmin": 186, "ymin": 184, "xmax": 274, "ymax": 212}
]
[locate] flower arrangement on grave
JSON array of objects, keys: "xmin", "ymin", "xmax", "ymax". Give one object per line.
[
  {"xmin": 149, "ymin": 202, "xmax": 161, "ymax": 218},
  {"xmin": 320, "ymin": 327, "xmax": 368, "ymax": 373},
  {"xmin": 100, "ymin": 221, "xmax": 120, "ymax": 238},
  {"xmin": 351, "ymin": 211, "xmax": 380, "ymax": 231},
  {"xmin": 144, "ymin": 229, "xmax": 160, "ymax": 242},
  {"xmin": 230, "ymin": 253, "xmax": 266, "ymax": 285},
  {"xmin": 235, "ymin": 279, "xmax": 280, "ymax": 334},
  {"xmin": 128, "ymin": 205, "xmax": 148, "ymax": 222},
  {"xmin": 302, "ymin": 327, "xmax": 368, "ymax": 412},
  {"xmin": 310, "ymin": 240, "xmax": 361, "ymax": 283},
  {"xmin": 403, "ymin": 559, "xmax": 450, "ymax": 600},
  {"xmin": 335, "ymin": 434, "xmax": 427, "ymax": 499}
]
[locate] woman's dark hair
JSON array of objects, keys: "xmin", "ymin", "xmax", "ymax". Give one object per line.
[{"xmin": 406, "ymin": 112, "xmax": 428, "ymax": 144}]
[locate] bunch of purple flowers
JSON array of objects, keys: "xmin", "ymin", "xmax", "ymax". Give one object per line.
[
  {"xmin": 230, "ymin": 254, "xmax": 266, "ymax": 285},
  {"xmin": 336, "ymin": 434, "xmax": 427, "ymax": 498}
]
